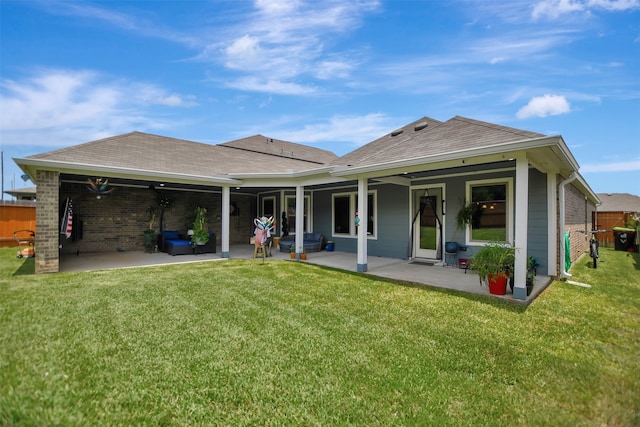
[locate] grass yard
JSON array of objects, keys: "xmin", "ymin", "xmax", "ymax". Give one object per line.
[{"xmin": 1, "ymin": 247, "xmax": 639, "ymax": 426}]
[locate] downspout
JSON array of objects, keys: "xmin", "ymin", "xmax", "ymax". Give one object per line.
[{"xmin": 559, "ymin": 172, "xmax": 577, "ymax": 278}]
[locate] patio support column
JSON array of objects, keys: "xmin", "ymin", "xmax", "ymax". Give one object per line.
[
  {"xmin": 35, "ymin": 170, "xmax": 60, "ymax": 273},
  {"xmin": 221, "ymin": 186, "xmax": 230, "ymax": 258},
  {"xmin": 295, "ymin": 185, "xmax": 304, "ymax": 260},
  {"xmin": 547, "ymin": 173, "xmax": 558, "ymax": 277},
  {"xmin": 513, "ymin": 156, "xmax": 529, "ymax": 300},
  {"xmin": 357, "ymin": 177, "xmax": 368, "ymax": 272}
]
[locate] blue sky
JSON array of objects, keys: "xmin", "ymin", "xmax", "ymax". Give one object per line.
[{"xmin": 1, "ymin": 0, "xmax": 639, "ymax": 196}]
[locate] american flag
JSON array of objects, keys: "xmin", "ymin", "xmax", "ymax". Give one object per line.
[{"xmin": 61, "ymin": 198, "xmax": 73, "ymax": 238}]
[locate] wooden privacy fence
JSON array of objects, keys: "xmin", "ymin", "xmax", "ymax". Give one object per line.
[
  {"xmin": 0, "ymin": 201, "xmax": 36, "ymax": 247},
  {"xmin": 593, "ymin": 211, "xmax": 635, "ymax": 248}
]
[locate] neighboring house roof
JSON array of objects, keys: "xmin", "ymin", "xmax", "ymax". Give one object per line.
[
  {"xmin": 596, "ymin": 193, "xmax": 640, "ymax": 213},
  {"xmin": 3, "ymin": 186, "xmax": 36, "ymax": 200}
]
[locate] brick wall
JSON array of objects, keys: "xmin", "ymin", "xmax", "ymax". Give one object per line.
[
  {"xmin": 564, "ymin": 182, "xmax": 595, "ymax": 263},
  {"xmin": 59, "ymin": 183, "xmax": 255, "ymax": 255},
  {"xmin": 35, "ymin": 170, "xmax": 60, "ymax": 273}
]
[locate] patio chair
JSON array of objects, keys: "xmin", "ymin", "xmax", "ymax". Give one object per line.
[{"xmin": 159, "ymin": 230, "xmax": 193, "ymax": 256}]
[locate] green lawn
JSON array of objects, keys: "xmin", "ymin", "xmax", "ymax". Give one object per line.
[{"xmin": 1, "ymin": 247, "xmax": 638, "ymax": 426}]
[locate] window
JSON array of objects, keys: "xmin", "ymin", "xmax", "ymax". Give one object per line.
[
  {"xmin": 284, "ymin": 195, "xmax": 310, "ymax": 233},
  {"xmin": 334, "ymin": 195, "xmax": 350, "ymax": 234},
  {"xmin": 467, "ymin": 179, "xmax": 512, "ymax": 243},
  {"xmin": 262, "ymin": 196, "xmax": 275, "ymax": 218},
  {"xmin": 332, "ymin": 191, "xmax": 376, "ymax": 237}
]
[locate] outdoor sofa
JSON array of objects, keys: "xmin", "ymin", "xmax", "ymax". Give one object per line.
[
  {"xmin": 279, "ymin": 232, "xmax": 326, "ymax": 253},
  {"xmin": 159, "ymin": 230, "xmax": 216, "ymax": 256}
]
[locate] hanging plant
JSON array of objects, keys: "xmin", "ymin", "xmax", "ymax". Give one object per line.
[{"xmin": 451, "ymin": 200, "xmax": 480, "ymax": 241}]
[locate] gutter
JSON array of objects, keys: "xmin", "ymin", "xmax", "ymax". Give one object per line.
[
  {"xmin": 331, "ymin": 135, "xmax": 569, "ymax": 178},
  {"xmin": 559, "ymin": 172, "xmax": 577, "ymax": 278},
  {"xmin": 13, "ymin": 157, "xmax": 243, "ymax": 186},
  {"xmin": 229, "ymin": 165, "xmax": 336, "ymax": 179}
]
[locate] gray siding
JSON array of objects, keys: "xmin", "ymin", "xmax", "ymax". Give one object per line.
[
  {"xmin": 312, "ymin": 190, "xmax": 333, "ymax": 240},
  {"xmin": 309, "ymin": 166, "xmax": 554, "ymax": 272},
  {"xmin": 313, "ymin": 183, "xmax": 410, "ymax": 259},
  {"xmin": 526, "ymin": 169, "xmax": 548, "ymax": 275},
  {"xmin": 371, "ymin": 184, "xmax": 410, "ymax": 258}
]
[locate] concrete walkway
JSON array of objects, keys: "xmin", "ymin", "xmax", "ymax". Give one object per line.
[{"xmin": 59, "ymin": 244, "xmax": 550, "ymax": 304}]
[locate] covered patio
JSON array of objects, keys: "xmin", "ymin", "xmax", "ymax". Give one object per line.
[{"xmin": 59, "ymin": 245, "xmax": 551, "ymax": 304}]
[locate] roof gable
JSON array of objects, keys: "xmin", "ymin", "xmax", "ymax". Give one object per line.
[
  {"xmin": 334, "ymin": 116, "xmax": 442, "ymax": 166},
  {"xmin": 336, "ymin": 116, "xmax": 545, "ymax": 168},
  {"xmin": 220, "ymin": 134, "xmax": 338, "ymax": 164}
]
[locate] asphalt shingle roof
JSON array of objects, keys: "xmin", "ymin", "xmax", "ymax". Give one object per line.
[
  {"xmin": 23, "ymin": 116, "xmax": 555, "ymax": 180},
  {"xmin": 336, "ymin": 116, "xmax": 544, "ymax": 167},
  {"xmin": 27, "ymin": 132, "xmax": 335, "ymax": 176},
  {"xmin": 220, "ymin": 135, "xmax": 338, "ymax": 165},
  {"xmin": 596, "ymin": 193, "xmax": 640, "ymax": 212}
]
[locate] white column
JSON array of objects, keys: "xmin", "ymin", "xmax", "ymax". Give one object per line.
[
  {"xmin": 221, "ymin": 186, "xmax": 230, "ymax": 258},
  {"xmin": 513, "ymin": 156, "xmax": 529, "ymax": 300},
  {"xmin": 295, "ymin": 185, "xmax": 304, "ymax": 259},
  {"xmin": 547, "ymin": 173, "xmax": 558, "ymax": 277},
  {"xmin": 357, "ymin": 177, "xmax": 368, "ymax": 272}
]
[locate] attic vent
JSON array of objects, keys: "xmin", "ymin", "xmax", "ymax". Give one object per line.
[
  {"xmin": 390, "ymin": 129, "xmax": 404, "ymax": 137},
  {"xmin": 414, "ymin": 121, "xmax": 428, "ymax": 131}
]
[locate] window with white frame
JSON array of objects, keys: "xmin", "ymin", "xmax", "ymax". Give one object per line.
[
  {"xmin": 284, "ymin": 195, "xmax": 310, "ymax": 233},
  {"xmin": 467, "ymin": 178, "xmax": 512, "ymax": 243},
  {"xmin": 332, "ymin": 191, "xmax": 376, "ymax": 237}
]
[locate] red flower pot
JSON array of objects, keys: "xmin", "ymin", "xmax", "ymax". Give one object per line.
[{"xmin": 487, "ymin": 273, "xmax": 508, "ymax": 295}]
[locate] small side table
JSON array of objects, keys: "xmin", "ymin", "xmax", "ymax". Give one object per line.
[{"xmin": 444, "ymin": 250, "xmax": 457, "ymax": 267}]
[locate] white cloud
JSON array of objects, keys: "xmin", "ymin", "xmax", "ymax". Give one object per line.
[
  {"xmin": 532, "ymin": 0, "xmax": 584, "ymax": 20},
  {"xmin": 516, "ymin": 94, "xmax": 571, "ymax": 118},
  {"xmin": 1, "ymin": 70, "xmax": 118, "ymax": 131},
  {"xmin": 225, "ymin": 77, "xmax": 317, "ymax": 95},
  {"xmin": 274, "ymin": 113, "xmax": 395, "ymax": 146},
  {"xmin": 581, "ymin": 159, "xmax": 640, "ymax": 172},
  {"xmin": 254, "ymin": 0, "xmax": 301, "ymax": 16},
  {"xmin": 532, "ymin": 0, "xmax": 640, "ymax": 21},
  {"xmin": 208, "ymin": 0, "xmax": 380, "ymax": 94},
  {"xmin": 224, "ymin": 35, "xmax": 263, "ymax": 70},
  {"xmin": 315, "ymin": 60, "xmax": 354, "ymax": 80},
  {"xmin": 0, "ymin": 69, "xmax": 195, "ymax": 147}
]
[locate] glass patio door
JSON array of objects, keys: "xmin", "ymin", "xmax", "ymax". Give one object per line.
[{"xmin": 413, "ymin": 187, "xmax": 442, "ymax": 259}]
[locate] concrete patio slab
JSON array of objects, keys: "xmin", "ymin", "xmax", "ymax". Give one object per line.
[{"xmin": 59, "ymin": 244, "xmax": 550, "ymax": 304}]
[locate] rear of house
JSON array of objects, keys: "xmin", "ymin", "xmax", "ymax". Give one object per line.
[{"xmin": 13, "ymin": 115, "xmax": 599, "ymax": 299}]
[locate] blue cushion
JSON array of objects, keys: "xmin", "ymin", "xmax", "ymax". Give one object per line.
[
  {"xmin": 162, "ymin": 230, "xmax": 180, "ymax": 240},
  {"xmin": 166, "ymin": 239, "xmax": 191, "ymax": 247}
]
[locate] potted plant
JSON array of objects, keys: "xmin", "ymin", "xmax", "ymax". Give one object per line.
[
  {"xmin": 143, "ymin": 206, "xmax": 156, "ymax": 253},
  {"xmin": 191, "ymin": 206, "xmax": 209, "ymax": 246},
  {"xmin": 469, "ymin": 242, "xmax": 515, "ymax": 295},
  {"xmin": 526, "ymin": 256, "xmax": 539, "ymax": 295},
  {"xmin": 446, "ymin": 200, "xmax": 477, "ymax": 253},
  {"xmin": 299, "ymin": 246, "xmax": 307, "ymax": 260},
  {"xmin": 281, "ymin": 211, "xmax": 289, "ymax": 236},
  {"xmin": 289, "ymin": 244, "xmax": 296, "ymax": 259}
]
